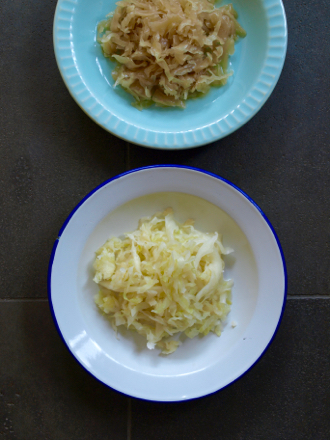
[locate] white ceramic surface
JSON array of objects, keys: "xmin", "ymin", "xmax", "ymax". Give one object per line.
[{"xmin": 48, "ymin": 166, "xmax": 286, "ymax": 401}]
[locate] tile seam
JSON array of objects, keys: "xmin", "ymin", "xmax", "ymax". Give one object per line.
[
  {"xmin": 127, "ymin": 398, "xmax": 132, "ymax": 440},
  {"xmin": 1, "ymin": 296, "xmax": 330, "ymax": 302},
  {"xmin": 287, "ymin": 295, "xmax": 330, "ymax": 299},
  {"xmin": 0, "ymin": 298, "xmax": 49, "ymax": 302},
  {"xmin": 126, "ymin": 143, "xmax": 131, "ymax": 171}
]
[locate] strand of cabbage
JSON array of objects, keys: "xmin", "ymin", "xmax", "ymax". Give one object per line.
[{"xmin": 98, "ymin": 0, "xmax": 246, "ymax": 108}]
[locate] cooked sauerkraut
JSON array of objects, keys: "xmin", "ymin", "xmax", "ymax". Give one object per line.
[
  {"xmin": 93, "ymin": 208, "xmax": 233, "ymax": 354},
  {"xmin": 97, "ymin": 0, "xmax": 246, "ymax": 108}
]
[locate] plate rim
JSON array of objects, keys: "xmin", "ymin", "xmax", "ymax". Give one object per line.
[
  {"xmin": 48, "ymin": 165, "xmax": 287, "ymax": 401},
  {"xmin": 53, "ymin": 0, "xmax": 288, "ymax": 149}
]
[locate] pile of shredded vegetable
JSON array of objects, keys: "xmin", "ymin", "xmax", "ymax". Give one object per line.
[
  {"xmin": 97, "ymin": 0, "xmax": 246, "ymax": 108},
  {"xmin": 93, "ymin": 208, "xmax": 233, "ymax": 354}
]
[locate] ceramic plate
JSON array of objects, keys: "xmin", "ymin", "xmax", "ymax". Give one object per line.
[
  {"xmin": 48, "ymin": 166, "xmax": 287, "ymax": 401},
  {"xmin": 53, "ymin": 0, "xmax": 287, "ymax": 149}
]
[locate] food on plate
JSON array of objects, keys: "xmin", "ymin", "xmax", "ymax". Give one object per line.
[
  {"xmin": 97, "ymin": 0, "xmax": 246, "ymax": 108},
  {"xmin": 93, "ymin": 208, "xmax": 233, "ymax": 354}
]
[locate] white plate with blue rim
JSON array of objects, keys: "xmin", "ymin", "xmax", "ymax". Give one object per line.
[
  {"xmin": 53, "ymin": 0, "xmax": 287, "ymax": 149},
  {"xmin": 48, "ymin": 166, "xmax": 287, "ymax": 401}
]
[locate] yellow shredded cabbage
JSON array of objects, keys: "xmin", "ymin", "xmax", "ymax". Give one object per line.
[
  {"xmin": 97, "ymin": 0, "xmax": 246, "ymax": 108},
  {"xmin": 93, "ymin": 208, "xmax": 233, "ymax": 354}
]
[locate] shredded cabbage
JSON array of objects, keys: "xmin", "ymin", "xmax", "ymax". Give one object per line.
[
  {"xmin": 97, "ymin": 0, "xmax": 246, "ymax": 108},
  {"xmin": 93, "ymin": 208, "xmax": 233, "ymax": 354}
]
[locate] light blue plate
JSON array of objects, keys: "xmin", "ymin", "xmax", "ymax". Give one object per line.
[{"xmin": 53, "ymin": 0, "xmax": 287, "ymax": 149}]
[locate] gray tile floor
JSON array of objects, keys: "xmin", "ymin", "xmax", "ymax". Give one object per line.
[{"xmin": 1, "ymin": 0, "xmax": 330, "ymax": 439}]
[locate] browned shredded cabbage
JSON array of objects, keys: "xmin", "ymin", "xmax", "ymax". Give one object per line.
[{"xmin": 98, "ymin": 0, "xmax": 246, "ymax": 108}]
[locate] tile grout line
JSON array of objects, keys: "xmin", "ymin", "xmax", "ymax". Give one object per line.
[
  {"xmin": 0, "ymin": 298, "xmax": 49, "ymax": 302},
  {"xmin": 0, "ymin": 294, "xmax": 329, "ymax": 304},
  {"xmin": 127, "ymin": 398, "xmax": 132, "ymax": 440},
  {"xmin": 287, "ymin": 295, "xmax": 330, "ymax": 299},
  {"xmin": 126, "ymin": 142, "xmax": 131, "ymax": 171}
]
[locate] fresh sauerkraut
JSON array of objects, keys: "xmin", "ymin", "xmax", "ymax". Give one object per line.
[
  {"xmin": 97, "ymin": 0, "xmax": 246, "ymax": 108},
  {"xmin": 93, "ymin": 208, "xmax": 233, "ymax": 354}
]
